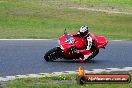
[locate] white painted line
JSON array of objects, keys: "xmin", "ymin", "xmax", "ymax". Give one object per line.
[
  {"xmin": 52, "ymin": 72, "xmax": 64, "ymax": 75},
  {"xmin": 26, "ymin": 74, "xmax": 43, "ymax": 78},
  {"xmin": 63, "ymin": 71, "xmax": 77, "ymax": 74},
  {"xmin": 38, "ymin": 73, "xmax": 51, "ymax": 75},
  {"xmin": 107, "ymin": 67, "xmax": 132, "ymax": 71},
  {"xmin": 123, "ymin": 67, "xmax": 132, "ymax": 70},
  {"xmin": 0, "ymin": 77, "xmax": 8, "ymax": 81},
  {"xmin": 15, "ymin": 75, "xmax": 28, "ymax": 78},
  {"xmin": 89, "ymin": 69, "xmax": 109, "ymax": 73},
  {"xmin": 2, "ymin": 76, "xmax": 16, "ymax": 81}
]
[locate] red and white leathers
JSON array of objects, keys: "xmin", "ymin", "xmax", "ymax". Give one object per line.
[{"xmin": 73, "ymin": 32, "xmax": 98, "ymax": 61}]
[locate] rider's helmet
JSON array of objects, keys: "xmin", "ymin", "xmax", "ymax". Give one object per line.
[{"xmin": 79, "ymin": 26, "xmax": 89, "ymax": 37}]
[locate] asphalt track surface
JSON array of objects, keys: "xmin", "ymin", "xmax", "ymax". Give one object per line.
[{"xmin": 0, "ymin": 40, "xmax": 132, "ymax": 76}]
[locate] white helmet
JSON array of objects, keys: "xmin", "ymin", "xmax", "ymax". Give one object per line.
[{"xmin": 79, "ymin": 26, "xmax": 89, "ymax": 37}]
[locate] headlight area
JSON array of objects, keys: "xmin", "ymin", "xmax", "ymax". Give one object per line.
[
  {"xmin": 58, "ymin": 40, "xmax": 64, "ymax": 50},
  {"xmin": 58, "ymin": 40, "xmax": 60, "ymax": 45},
  {"xmin": 60, "ymin": 45, "xmax": 64, "ymax": 50}
]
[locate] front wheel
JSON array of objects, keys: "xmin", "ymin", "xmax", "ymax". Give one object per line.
[{"xmin": 44, "ymin": 47, "xmax": 63, "ymax": 62}]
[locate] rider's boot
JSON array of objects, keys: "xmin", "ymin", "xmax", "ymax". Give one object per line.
[
  {"xmin": 79, "ymin": 51, "xmax": 93, "ymax": 62},
  {"xmin": 79, "ymin": 57, "xmax": 85, "ymax": 63}
]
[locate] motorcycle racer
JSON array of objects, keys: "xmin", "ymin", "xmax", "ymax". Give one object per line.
[
  {"xmin": 73, "ymin": 26, "xmax": 98, "ymax": 62},
  {"xmin": 44, "ymin": 26, "xmax": 108, "ymax": 62}
]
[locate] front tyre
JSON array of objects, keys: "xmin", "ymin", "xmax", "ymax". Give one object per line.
[{"xmin": 44, "ymin": 47, "xmax": 62, "ymax": 62}]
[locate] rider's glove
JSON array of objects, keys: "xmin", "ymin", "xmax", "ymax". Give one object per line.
[{"xmin": 70, "ymin": 46, "xmax": 80, "ymax": 53}]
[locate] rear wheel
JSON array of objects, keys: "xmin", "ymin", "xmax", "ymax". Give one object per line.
[{"xmin": 44, "ymin": 47, "xmax": 63, "ymax": 62}]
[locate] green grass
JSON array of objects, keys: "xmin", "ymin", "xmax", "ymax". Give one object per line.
[
  {"xmin": 0, "ymin": 0, "xmax": 132, "ymax": 40},
  {"xmin": 4, "ymin": 74, "xmax": 76, "ymax": 88},
  {"xmin": 3, "ymin": 74, "xmax": 132, "ymax": 88}
]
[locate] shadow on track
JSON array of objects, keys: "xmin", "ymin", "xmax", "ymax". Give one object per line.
[
  {"xmin": 44, "ymin": 59, "xmax": 103, "ymax": 63},
  {"xmin": 43, "ymin": 58, "xmax": 108, "ymax": 64}
]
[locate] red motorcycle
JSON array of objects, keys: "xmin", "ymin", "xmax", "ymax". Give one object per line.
[{"xmin": 44, "ymin": 29, "xmax": 108, "ymax": 62}]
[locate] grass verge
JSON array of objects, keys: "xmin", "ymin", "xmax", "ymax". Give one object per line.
[
  {"xmin": 0, "ymin": 0, "xmax": 132, "ymax": 40},
  {"xmin": 1, "ymin": 74, "xmax": 132, "ymax": 88}
]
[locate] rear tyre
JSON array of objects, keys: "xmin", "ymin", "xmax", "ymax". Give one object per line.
[{"xmin": 44, "ymin": 47, "xmax": 62, "ymax": 62}]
